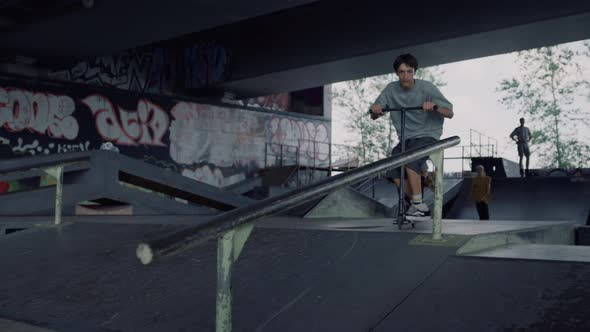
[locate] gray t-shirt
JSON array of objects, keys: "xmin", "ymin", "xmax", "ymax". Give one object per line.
[
  {"xmin": 510, "ymin": 126, "xmax": 531, "ymax": 145},
  {"xmin": 374, "ymin": 79, "xmax": 453, "ymax": 140}
]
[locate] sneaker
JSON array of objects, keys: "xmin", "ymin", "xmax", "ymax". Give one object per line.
[
  {"xmin": 394, "ymin": 198, "xmax": 411, "ymax": 217},
  {"xmin": 406, "ymin": 203, "xmax": 431, "ymax": 221}
]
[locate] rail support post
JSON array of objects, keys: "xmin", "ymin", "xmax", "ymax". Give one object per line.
[
  {"xmin": 216, "ymin": 223, "xmax": 254, "ymax": 332},
  {"xmin": 429, "ymin": 150, "xmax": 444, "ymax": 241},
  {"xmin": 43, "ymin": 165, "xmax": 64, "ymax": 226}
]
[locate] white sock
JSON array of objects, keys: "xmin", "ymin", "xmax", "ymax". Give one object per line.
[{"xmin": 411, "ymin": 194, "xmax": 422, "ymax": 204}]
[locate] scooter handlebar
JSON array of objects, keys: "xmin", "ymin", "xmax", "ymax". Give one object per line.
[{"xmin": 367, "ymin": 105, "xmax": 438, "ymax": 115}]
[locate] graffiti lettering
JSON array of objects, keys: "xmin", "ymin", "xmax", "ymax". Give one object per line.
[
  {"xmin": 181, "ymin": 165, "xmax": 245, "ymax": 188},
  {"xmin": 184, "ymin": 42, "xmax": 230, "ymax": 89},
  {"xmin": 9, "ymin": 138, "xmax": 90, "ymax": 156},
  {"xmin": 0, "ymin": 87, "xmax": 79, "ymax": 140},
  {"xmin": 169, "ymin": 102, "xmax": 266, "ymax": 168},
  {"xmin": 268, "ymin": 117, "xmax": 330, "ymax": 162},
  {"xmin": 57, "ymin": 141, "xmax": 91, "ymax": 153},
  {"xmin": 82, "ymin": 95, "xmax": 169, "ymax": 146},
  {"xmin": 49, "ymin": 48, "xmax": 175, "ymax": 94}
]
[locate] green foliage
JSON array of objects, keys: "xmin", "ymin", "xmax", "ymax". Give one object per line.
[
  {"xmin": 416, "ymin": 66, "xmax": 447, "ymax": 88},
  {"xmin": 333, "ymin": 67, "xmax": 446, "ymax": 165},
  {"xmin": 332, "ymin": 76, "xmax": 390, "ymax": 165},
  {"xmin": 497, "ymin": 45, "xmax": 590, "ymax": 168}
]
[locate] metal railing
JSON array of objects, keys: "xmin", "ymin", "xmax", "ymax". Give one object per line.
[
  {"xmin": 444, "ymin": 144, "xmax": 497, "ymax": 174},
  {"xmin": 136, "ymin": 135, "xmax": 460, "ymax": 332},
  {"xmin": 264, "ymin": 139, "xmax": 340, "ymax": 187},
  {"xmin": 469, "ymin": 129, "xmax": 498, "ymax": 158}
]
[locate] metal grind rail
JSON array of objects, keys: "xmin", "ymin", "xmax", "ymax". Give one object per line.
[{"xmin": 136, "ymin": 136, "xmax": 460, "ymax": 332}]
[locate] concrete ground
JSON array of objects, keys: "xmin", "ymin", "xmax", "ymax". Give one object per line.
[{"xmin": 1, "ymin": 215, "xmax": 589, "ymax": 331}]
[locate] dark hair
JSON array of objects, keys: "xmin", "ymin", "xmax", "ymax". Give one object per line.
[
  {"xmin": 393, "ymin": 53, "xmax": 418, "ymax": 72},
  {"xmin": 520, "ymin": 118, "xmax": 525, "ymax": 122}
]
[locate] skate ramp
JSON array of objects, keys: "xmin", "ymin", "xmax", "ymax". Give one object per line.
[
  {"xmin": 304, "ymin": 187, "xmax": 392, "ymax": 218},
  {"xmin": 445, "ymin": 177, "xmax": 590, "ymax": 224},
  {"xmin": 0, "ymin": 150, "xmax": 254, "ymax": 216},
  {"xmin": 296, "ymin": 178, "xmax": 463, "ymax": 219},
  {"xmin": 471, "ymin": 157, "xmax": 521, "ymax": 178}
]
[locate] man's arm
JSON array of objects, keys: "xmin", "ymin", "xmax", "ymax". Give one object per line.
[
  {"xmin": 422, "ymin": 102, "xmax": 453, "ymax": 118},
  {"xmin": 427, "ymin": 83, "xmax": 454, "ymax": 119},
  {"xmin": 435, "ymin": 107, "xmax": 453, "ymax": 118},
  {"xmin": 370, "ymin": 84, "xmax": 391, "ymax": 120},
  {"xmin": 369, "ymin": 104, "xmax": 384, "ymax": 120},
  {"xmin": 509, "ymin": 128, "xmax": 517, "ymax": 141}
]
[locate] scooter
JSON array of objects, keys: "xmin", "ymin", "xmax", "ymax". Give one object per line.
[{"xmin": 368, "ymin": 105, "xmax": 438, "ymax": 229}]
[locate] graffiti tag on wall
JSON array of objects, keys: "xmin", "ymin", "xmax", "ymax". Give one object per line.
[
  {"xmin": 49, "ymin": 48, "xmax": 175, "ymax": 94},
  {"xmin": 169, "ymin": 102, "xmax": 266, "ymax": 168},
  {"xmin": 184, "ymin": 42, "xmax": 231, "ymax": 89},
  {"xmin": 0, "ymin": 87, "xmax": 79, "ymax": 140},
  {"xmin": 82, "ymin": 95, "xmax": 168, "ymax": 146},
  {"xmin": 49, "ymin": 43, "xmax": 230, "ymax": 95},
  {"xmin": 268, "ymin": 116, "xmax": 330, "ymax": 162}
]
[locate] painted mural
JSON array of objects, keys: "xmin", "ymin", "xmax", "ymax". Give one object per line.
[
  {"xmin": 0, "ymin": 80, "xmax": 330, "ymax": 188},
  {"xmin": 49, "ymin": 42, "xmax": 230, "ymax": 95}
]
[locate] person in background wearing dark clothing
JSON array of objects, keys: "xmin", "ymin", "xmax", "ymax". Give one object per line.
[
  {"xmin": 471, "ymin": 164, "xmax": 491, "ymax": 220},
  {"xmin": 510, "ymin": 118, "xmax": 532, "ymax": 177}
]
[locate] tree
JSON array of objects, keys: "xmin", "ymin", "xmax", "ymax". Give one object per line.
[
  {"xmin": 332, "ymin": 76, "xmax": 389, "ymax": 165},
  {"xmin": 332, "ymin": 66, "xmax": 446, "ymax": 165},
  {"xmin": 497, "ymin": 45, "xmax": 590, "ymax": 168}
]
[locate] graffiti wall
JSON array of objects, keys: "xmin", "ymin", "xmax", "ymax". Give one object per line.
[
  {"xmin": 49, "ymin": 42, "xmax": 231, "ymax": 95},
  {"xmin": 0, "ymin": 80, "xmax": 330, "ymax": 188}
]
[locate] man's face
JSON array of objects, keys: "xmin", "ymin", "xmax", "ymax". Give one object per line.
[{"xmin": 396, "ymin": 63, "xmax": 415, "ymax": 89}]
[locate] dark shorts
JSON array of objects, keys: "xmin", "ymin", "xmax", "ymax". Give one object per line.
[
  {"xmin": 517, "ymin": 143, "xmax": 530, "ymax": 157},
  {"xmin": 385, "ymin": 137, "xmax": 437, "ymax": 180}
]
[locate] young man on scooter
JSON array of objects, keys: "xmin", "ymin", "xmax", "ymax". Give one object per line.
[{"xmin": 369, "ymin": 53, "xmax": 453, "ymax": 219}]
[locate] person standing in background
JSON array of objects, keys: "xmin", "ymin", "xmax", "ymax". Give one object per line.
[
  {"xmin": 471, "ymin": 164, "xmax": 491, "ymax": 220},
  {"xmin": 510, "ymin": 118, "xmax": 532, "ymax": 177}
]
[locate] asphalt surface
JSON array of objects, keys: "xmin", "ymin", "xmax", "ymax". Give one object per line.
[
  {"xmin": 1, "ymin": 176, "xmax": 589, "ymax": 331},
  {"xmin": 0, "ymin": 223, "xmax": 456, "ymax": 332}
]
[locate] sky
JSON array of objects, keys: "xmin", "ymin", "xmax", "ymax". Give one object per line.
[{"xmin": 331, "ymin": 39, "xmax": 590, "ymax": 172}]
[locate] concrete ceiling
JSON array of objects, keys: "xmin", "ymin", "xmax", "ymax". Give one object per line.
[
  {"xmin": 0, "ymin": 0, "xmax": 318, "ymax": 62},
  {"xmin": 2, "ymin": 0, "xmax": 590, "ymax": 98},
  {"xmin": 211, "ymin": 0, "xmax": 590, "ymax": 97},
  {"xmin": 222, "ymin": 10, "xmax": 590, "ymax": 97}
]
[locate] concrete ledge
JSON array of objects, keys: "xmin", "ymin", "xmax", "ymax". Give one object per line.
[
  {"xmin": 457, "ymin": 223, "xmax": 575, "ymax": 255},
  {"xmin": 467, "ymin": 244, "xmax": 590, "ymax": 262},
  {"xmin": 304, "ymin": 187, "xmax": 391, "ymax": 218}
]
